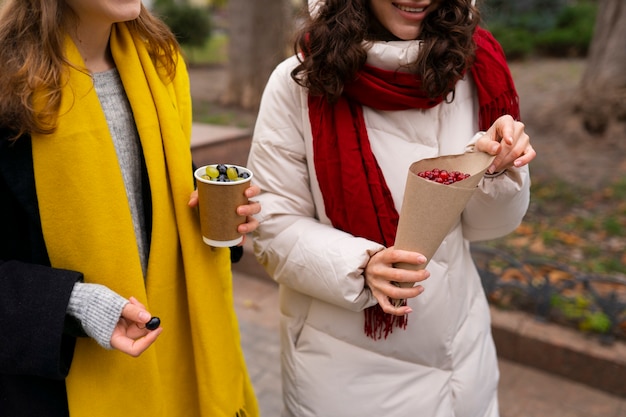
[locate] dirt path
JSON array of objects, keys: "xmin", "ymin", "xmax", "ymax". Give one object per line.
[{"xmin": 189, "ymin": 58, "xmax": 626, "ymax": 190}]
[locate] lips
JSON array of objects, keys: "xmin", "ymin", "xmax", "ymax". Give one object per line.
[{"xmin": 393, "ymin": 3, "xmax": 426, "ymax": 13}]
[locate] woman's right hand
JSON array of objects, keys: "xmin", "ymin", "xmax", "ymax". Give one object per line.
[
  {"xmin": 364, "ymin": 247, "xmax": 430, "ymax": 316},
  {"xmin": 110, "ymin": 297, "xmax": 162, "ymax": 357}
]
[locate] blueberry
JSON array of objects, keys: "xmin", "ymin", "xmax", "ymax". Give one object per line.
[
  {"xmin": 146, "ymin": 316, "xmax": 161, "ymax": 330},
  {"xmin": 216, "ymin": 164, "xmax": 228, "ymax": 175}
]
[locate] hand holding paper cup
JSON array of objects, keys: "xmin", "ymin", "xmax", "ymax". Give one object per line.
[
  {"xmin": 393, "ymin": 151, "xmax": 496, "ymax": 277},
  {"xmin": 194, "ymin": 164, "xmax": 253, "ymax": 247}
]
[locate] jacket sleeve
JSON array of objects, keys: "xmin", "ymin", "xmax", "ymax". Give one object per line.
[
  {"xmin": 461, "ymin": 165, "xmax": 531, "ymax": 241},
  {"xmin": 0, "ymin": 132, "xmax": 80, "ymax": 379},
  {"xmin": 0, "ymin": 260, "xmax": 80, "ymax": 379},
  {"xmin": 247, "ymin": 58, "xmax": 380, "ymax": 312}
]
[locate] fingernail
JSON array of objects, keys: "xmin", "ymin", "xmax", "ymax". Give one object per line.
[
  {"xmin": 138, "ymin": 311, "xmax": 150, "ymax": 322},
  {"xmin": 406, "ymin": 308, "xmax": 413, "ymax": 314},
  {"xmin": 488, "ymin": 164, "xmax": 495, "ymax": 174},
  {"xmin": 417, "ymin": 255, "xmax": 427, "ymax": 263}
]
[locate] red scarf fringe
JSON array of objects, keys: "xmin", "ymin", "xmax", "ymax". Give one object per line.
[{"xmin": 363, "ymin": 302, "xmax": 408, "ymax": 340}]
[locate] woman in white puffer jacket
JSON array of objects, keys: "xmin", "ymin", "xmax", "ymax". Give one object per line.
[{"xmin": 247, "ymin": 0, "xmax": 536, "ymax": 416}]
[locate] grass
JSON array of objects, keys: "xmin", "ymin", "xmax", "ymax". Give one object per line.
[
  {"xmin": 192, "ymin": 101, "xmax": 256, "ymax": 128},
  {"xmin": 484, "ymin": 175, "xmax": 626, "ymax": 277},
  {"xmin": 181, "ymin": 32, "xmax": 228, "ymax": 66}
]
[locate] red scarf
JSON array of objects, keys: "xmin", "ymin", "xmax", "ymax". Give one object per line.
[{"xmin": 308, "ymin": 27, "xmax": 519, "ymax": 340}]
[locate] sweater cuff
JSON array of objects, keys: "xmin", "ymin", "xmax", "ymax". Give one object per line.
[{"xmin": 67, "ymin": 283, "xmax": 128, "ymax": 350}]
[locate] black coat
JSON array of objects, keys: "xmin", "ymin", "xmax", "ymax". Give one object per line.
[{"xmin": 0, "ymin": 132, "xmax": 82, "ymax": 417}]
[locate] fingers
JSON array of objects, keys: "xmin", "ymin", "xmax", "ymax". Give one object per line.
[
  {"xmin": 244, "ymin": 184, "xmax": 261, "ymax": 198},
  {"xmin": 111, "ymin": 326, "xmax": 163, "ymax": 357},
  {"xmin": 188, "ymin": 189, "xmax": 199, "ymax": 207},
  {"xmin": 237, "ymin": 216, "xmax": 259, "ymax": 235},
  {"xmin": 237, "ymin": 186, "xmax": 261, "ymax": 234},
  {"xmin": 494, "ymin": 128, "xmax": 533, "ymax": 171},
  {"xmin": 513, "ymin": 143, "xmax": 536, "ymax": 168},
  {"xmin": 240, "ymin": 184, "xmax": 261, "ymax": 216},
  {"xmin": 476, "ymin": 115, "xmax": 536, "ymax": 173},
  {"xmin": 110, "ymin": 297, "xmax": 162, "ymax": 357},
  {"xmin": 496, "ymin": 115, "xmax": 516, "ymax": 147},
  {"xmin": 373, "ymin": 282, "xmax": 424, "ymax": 316},
  {"xmin": 365, "ymin": 247, "xmax": 430, "ymax": 316},
  {"xmin": 122, "ymin": 297, "xmax": 152, "ymax": 325},
  {"xmin": 237, "ymin": 200, "xmax": 261, "ymax": 217}
]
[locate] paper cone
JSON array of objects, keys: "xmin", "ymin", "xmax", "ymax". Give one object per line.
[{"xmin": 393, "ymin": 151, "xmax": 495, "ymax": 278}]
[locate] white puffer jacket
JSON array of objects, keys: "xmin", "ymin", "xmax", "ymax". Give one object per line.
[{"xmin": 247, "ymin": 40, "xmax": 530, "ymax": 417}]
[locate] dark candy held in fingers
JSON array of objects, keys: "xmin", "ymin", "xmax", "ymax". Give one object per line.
[{"xmin": 146, "ymin": 316, "xmax": 161, "ymax": 330}]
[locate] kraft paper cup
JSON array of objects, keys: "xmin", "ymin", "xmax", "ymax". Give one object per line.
[
  {"xmin": 393, "ymin": 151, "xmax": 495, "ymax": 275},
  {"xmin": 194, "ymin": 164, "xmax": 253, "ymax": 247}
]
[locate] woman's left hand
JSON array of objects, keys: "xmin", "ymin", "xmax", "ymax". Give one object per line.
[
  {"xmin": 475, "ymin": 115, "xmax": 536, "ymax": 174},
  {"xmin": 236, "ymin": 185, "xmax": 261, "ymax": 234},
  {"xmin": 111, "ymin": 297, "xmax": 162, "ymax": 357},
  {"xmin": 188, "ymin": 184, "xmax": 261, "ymax": 236}
]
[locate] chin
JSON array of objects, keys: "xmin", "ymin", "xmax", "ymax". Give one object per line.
[
  {"xmin": 393, "ymin": 30, "xmax": 421, "ymax": 41},
  {"xmin": 389, "ymin": 23, "xmax": 422, "ymax": 41}
]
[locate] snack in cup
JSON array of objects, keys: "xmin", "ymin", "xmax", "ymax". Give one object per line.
[{"xmin": 194, "ymin": 164, "xmax": 253, "ymax": 247}]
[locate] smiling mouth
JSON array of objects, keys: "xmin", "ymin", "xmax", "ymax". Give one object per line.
[{"xmin": 393, "ymin": 3, "xmax": 426, "ymax": 13}]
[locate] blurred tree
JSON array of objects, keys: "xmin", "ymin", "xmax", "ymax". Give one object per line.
[
  {"xmin": 576, "ymin": 0, "xmax": 626, "ymax": 135},
  {"xmin": 152, "ymin": 0, "xmax": 213, "ymax": 64},
  {"xmin": 221, "ymin": 0, "xmax": 294, "ymax": 110}
]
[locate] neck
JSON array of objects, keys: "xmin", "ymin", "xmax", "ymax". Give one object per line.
[
  {"xmin": 367, "ymin": 17, "xmax": 403, "ymax": 42},
  {"xmin": 71, "ymin": 23, "xmax": 115, "ymax": 73}
]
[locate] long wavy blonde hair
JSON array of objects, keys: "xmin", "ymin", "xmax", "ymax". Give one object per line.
[{"xmin": 0, "ymin": 0, "xmax": 180, "ymax": 139}]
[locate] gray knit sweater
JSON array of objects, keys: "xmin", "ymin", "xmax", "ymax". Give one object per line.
[{"xmin": 66, "ymin": 68, "xmax": 149, "ymax": 349}]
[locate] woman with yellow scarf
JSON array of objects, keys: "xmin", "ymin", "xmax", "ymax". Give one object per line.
[{"xmin": 0, "ymin": 1, "xmax": 260, "ymax": 416}]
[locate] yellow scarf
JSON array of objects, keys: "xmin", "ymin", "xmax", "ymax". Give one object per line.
[{"xmin": 31, "ymin": 23, "xmax": 258, "ymax": 417}]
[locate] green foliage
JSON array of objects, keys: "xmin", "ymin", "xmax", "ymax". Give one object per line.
[
  {"xmin": 609, "ymin": 177, "xmax": 626, "ymax": 200},
  {"xmin": 534, "ymin": 2, "xmax": 597, "ymax": 57},
  {"xmin": 154, "ymin": 2, "xmax": 213, "ymax": 48},
  {"xmin": 550, "ymin": 294, "xmax": 612, "ymax": 334},
  {"xmin": 532, "ymin": 179, "xmax": 582, "ymax": 205},
  {"xmin": 482, "ymin": 0, "xmax": 568, "ymax": 32},
  {"xmin": 488, "ymin": 26, "xmax": 534, "ymax": 60},
  {"xmin": 192, "ymin": 101, "xmax": 255, "ymax": 128},
  {"xmin": 484, "ymin": 174, "xmax": 626, "ymax": 276},
  {"xmin": 181, "ymin": 32, "xmax": 228, "ymax": 65},
  {"xmin": 482, "ymin": 0, "xmax": 598, "ymax": 60},
  {"xmin": 603, "ymin": 216, "xmax": 623, "ymax": 236}
]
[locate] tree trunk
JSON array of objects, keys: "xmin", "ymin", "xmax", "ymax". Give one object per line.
[
  {"xmin": 576, "ymin": 0, "xmax": 626, "ymax": 135},
  {"xmin": 221, "ymin": 0, "xmax": 293, "ymax": 110}
]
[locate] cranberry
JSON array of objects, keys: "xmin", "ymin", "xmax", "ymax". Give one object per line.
[{"xmin": 417, "ymin": 168, "xmax": 470, "ymax": 185}]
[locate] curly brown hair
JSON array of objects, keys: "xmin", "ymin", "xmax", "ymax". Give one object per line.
[
  {"xmin": 0, "ymin": 0, "xmax": 180, "ymax": 139},
  {"xmin": 292, "ymin": 0, "xmax": 480, "ymax": 104}
]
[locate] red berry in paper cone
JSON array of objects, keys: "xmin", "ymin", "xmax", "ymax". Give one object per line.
[{"xmin": 417, "ymin": 169, "xmax": 470, "ymax": 185}]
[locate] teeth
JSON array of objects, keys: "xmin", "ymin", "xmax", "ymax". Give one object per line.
[{"xmin": 396, "ymin": 5, "xmax": 425, "ymax": 12}]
